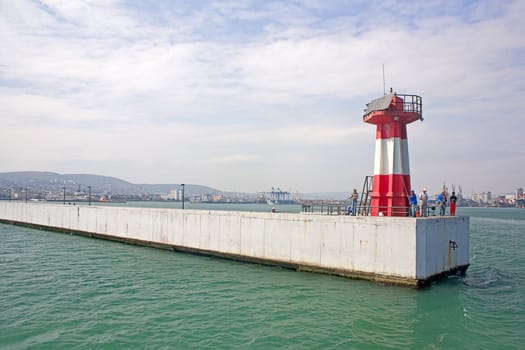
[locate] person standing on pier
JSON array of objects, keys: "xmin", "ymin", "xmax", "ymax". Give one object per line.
[
  {"xmin": 351, "ymin": 189, "xmax": 359, "ymax": 216},
  {"xmin": 449, "ymin": 191, "xmax": 458, "ymax": 216},
  {"xmin": 438, "ymin": 191, "xmax": 447, "ymax": 216},
  {"xmin": 409, "ymin": 190, "xmax": 418, "ymax": 217},
  {"xmin": 419, "ymin": 188, "xmax": 428, "ymax": 217}
]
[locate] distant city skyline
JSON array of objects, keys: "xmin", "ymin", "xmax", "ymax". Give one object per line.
[
  {"xmin": 1, "ymin": 171, "xmax": 521, "ymax": 200},
  {"xmin": 1, "ymin": 1, "xmax": 524, "ymax": 194}
]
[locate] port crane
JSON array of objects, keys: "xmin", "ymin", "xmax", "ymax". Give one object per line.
[{"xmin": 258, "ymin": 187, "xmax": 297, "ymax": 204}]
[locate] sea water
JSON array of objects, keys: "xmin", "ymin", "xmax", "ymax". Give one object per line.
[{"xmin": 1, "ymin": 206, "xmax": 524, "ymax": 349}]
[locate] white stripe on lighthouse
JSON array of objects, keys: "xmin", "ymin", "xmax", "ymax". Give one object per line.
[{"xmin": 373, "ymin": 138, "xmax": 410, "ymax": 175}]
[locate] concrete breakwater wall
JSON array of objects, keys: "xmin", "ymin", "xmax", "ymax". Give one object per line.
[{"xmin": 0, "ymin": 202, "xmax": 469, "ymax": 287}]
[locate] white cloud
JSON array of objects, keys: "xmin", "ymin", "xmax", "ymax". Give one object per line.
[
  {"xmin": 210, "ymin": 154, "xmax": 261, "ymax": 164},
  {"xmin": 0, "ymin": 0, "xmax": 524, "ymax": 193}
]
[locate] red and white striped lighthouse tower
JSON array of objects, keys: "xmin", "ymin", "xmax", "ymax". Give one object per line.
[{"xmin": 363, "ymin": 91, "xmax": 422, "ymax": 216}]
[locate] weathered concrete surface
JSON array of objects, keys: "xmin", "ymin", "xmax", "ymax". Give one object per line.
[{"xmin": 0, "ymin": 202, "xmax": 469, "ymax": 287}]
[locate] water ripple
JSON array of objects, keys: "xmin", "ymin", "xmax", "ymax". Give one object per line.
[{"xmin": 2, "ymin": 209, "xmax": 525, "ymax": 349}]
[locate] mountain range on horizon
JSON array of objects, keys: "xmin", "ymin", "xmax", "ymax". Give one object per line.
[
  {"xmin": 0, "ymin": 171, "xmax": 220, "ymax": 196},
  {"xmin": 0, "ymin": 171, "xmax": 351, "ymax": 200}
]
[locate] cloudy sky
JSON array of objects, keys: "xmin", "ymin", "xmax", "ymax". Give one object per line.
[{"xmin": 1, "ymin": 0, "xmax": 523, "ymax": 195}]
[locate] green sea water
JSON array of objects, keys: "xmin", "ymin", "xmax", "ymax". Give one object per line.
[{"xmin": 1, "ymin": 206, "xmax": 524, "ymax": 349}]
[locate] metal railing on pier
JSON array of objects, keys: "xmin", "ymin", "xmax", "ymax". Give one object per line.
[
  {"xmin": 301, "ymin": 202, "xmax": 349, "ymax": 215},
  {"xmin": 301, "ymin": 203, "xmax": 411, "ymax": 217}
]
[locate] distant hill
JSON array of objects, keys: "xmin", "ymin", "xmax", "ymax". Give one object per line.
[
  {"xmin": 0, "ymin": 171, "xmax": 141, "ymax": 194},
  {"xmin": 0, "ymin": 171, "xmax": 348, "ymax": 199},
  {"xmin": 0, "ymin": 171, "xmax": 221, "ymax": 196}
]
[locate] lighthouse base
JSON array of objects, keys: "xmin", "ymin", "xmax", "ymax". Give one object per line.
[
  {"xmin": 0, "ymin": 203, "xmax": 469, "ymax": 288},
  {"xmin": 370, "ymin": 174, "xmax": 412, "ymax": 216}
]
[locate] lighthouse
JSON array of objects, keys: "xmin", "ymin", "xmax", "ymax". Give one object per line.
[{"xmin": 363, "ymin": 91, "xmax": 422, "ymax": 216}]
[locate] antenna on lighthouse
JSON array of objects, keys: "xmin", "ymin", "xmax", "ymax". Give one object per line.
[{"xmin": 382, "ymin": 64, "xmax": 386, "ymax": 96}]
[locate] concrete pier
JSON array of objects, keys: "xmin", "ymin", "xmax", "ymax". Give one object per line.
[{"xmin": 0, "ymin": 202, "xmax": 469, "ymax": 288}]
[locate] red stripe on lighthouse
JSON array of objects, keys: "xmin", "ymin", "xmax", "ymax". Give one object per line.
[
  {"xmin": 370, "ymin": 174, "xmax": 411, "ymax": 216},
  {"xmin": 376, "ymin": 121, "xmax": 407, "ymax": 139}
]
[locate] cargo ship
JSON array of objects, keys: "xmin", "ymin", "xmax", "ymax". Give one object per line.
[{"xmin": 259, "ymin": 187, "xmax": 299, "ymax": 205}]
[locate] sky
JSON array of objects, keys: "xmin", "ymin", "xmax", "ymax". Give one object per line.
[{"xmin": 0, "ymin": 0, "xmax": 524, "ymax": 195}]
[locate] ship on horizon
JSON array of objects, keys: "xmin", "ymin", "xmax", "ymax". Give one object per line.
[{"xmin": 257, "ymin": 187, "xmax": 299, "ymax": 205}]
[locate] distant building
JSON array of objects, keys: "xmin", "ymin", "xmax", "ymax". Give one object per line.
[
  {"xmin": 168, "ymin": 189, "xmax": 178, "ymax": 200},
  {"xmin": 471, "ymin": 191, "xmax": 492, "ymax": 205},
  {"xmin": 166, "ymin": 188, "xmax": 185, "ymax": 201}
]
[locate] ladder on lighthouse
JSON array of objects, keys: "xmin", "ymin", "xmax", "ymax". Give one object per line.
[{"xmin": 358, "ymin": 175, "xmax": 373, "ymax": 216}]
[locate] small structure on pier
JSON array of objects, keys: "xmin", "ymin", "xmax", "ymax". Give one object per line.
[{"xmin": 363, "ymin": 91, "xmax": 422, "ymax": 216}]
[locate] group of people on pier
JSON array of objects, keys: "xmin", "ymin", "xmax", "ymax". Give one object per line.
[
  {"xmin": 409, "ymin": 188, "xmax": 458, "ymax": 217},
  {"xmin": 345, "ymin": 187, "xmax": 458, "ymax": 217}
]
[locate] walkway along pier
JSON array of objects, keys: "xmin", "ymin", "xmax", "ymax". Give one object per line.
[{"xmin": 0, "ymin": 202, "xmax": 469, "ymax": 288}]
